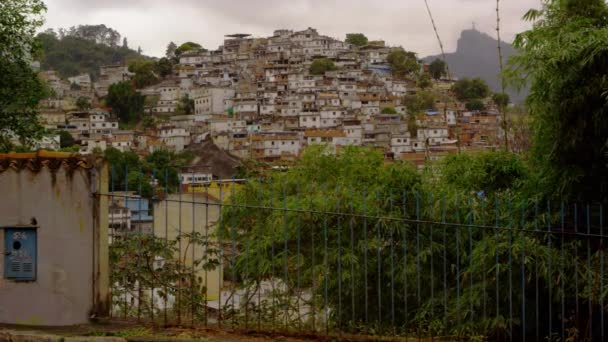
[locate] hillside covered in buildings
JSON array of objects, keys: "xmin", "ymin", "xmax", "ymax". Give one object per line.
[{"xmin": 35, "ymin": 26, "xmax": 507, "ymax": 175}]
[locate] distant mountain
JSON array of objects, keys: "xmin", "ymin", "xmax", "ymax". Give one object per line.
[{"xmin": 424, "ymin": 29, "xmax": 527, "ymax": 103}]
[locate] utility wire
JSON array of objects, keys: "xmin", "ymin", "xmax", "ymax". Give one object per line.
[
  {"xmin": 423, "ymin": 0, "xmax": 460, "ymax": 153},
  {"xmin": 496, "ymin": 0, "xmax": 509, "ymax": 151}
]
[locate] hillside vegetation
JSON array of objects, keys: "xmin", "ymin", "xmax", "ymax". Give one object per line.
[{"xmin": 37, "ymin": 25, "xmax": 148, "ymax": 79}]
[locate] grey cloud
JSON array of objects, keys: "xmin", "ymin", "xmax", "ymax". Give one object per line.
[{"xmin": 43, "ymin": 0, "xmax": 536, "ymax": 57}]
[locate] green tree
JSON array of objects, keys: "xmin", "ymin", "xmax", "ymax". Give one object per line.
[
  {"xmin": 58, "ymin": 130, "xmax": 75, "ymax": 148},
  {"xmin": 309, "ymin": 58, "xmax": 337, "ymax": 75},
  {"xmin": 176, "ymin": 94, "xmax": 195, "ymax": 115},
  {"xmin": 465, "ymin": 99, "xmax": 485, "ymax": 111},
  {"xmin": 0, "ymin": 0, "xmax": 48, "ymax": 151},
  {"xmin": 451, "ymin": 77, "xmax": 490, "ymax": 101},
  {"xmin": 106, "ymin": 81, "xmax": 144, "ymax": 123},
  {"xmin": 165, "ymin": 41, "xmax": 177, "ymax": 58},
  {"xmin": 155, "ymin": 57, "xmax": 174, "ymax": 78},
  {"xmin": 403, "ymin": 91, "xmax": 435, "ymax": 114},
  {"xmin": 386, "ymin": 49, "xmax": 419, "ymax": 78},
  {"xmin": 492, "ymin": 92, "xmax": 510, "ymax": 108},
  {"xmin": 417, "ymin": 72, "xmax": 432, "ymax": 89},
  {"xmin": 380, "ymin": 106, "xmax": 397, "ymax": 114},
  {"xmin": 36, "ymin": 27, "xmax": 144, "ymax": 79},
  {"xmin": 345, "ymin": 33, "xmax": 368, "ymax": 46},
  {"xmin": 508, "ymin": 0, "xmax": 608, "ymax": 200},
  {"xmin": 174, "ymin": 42, "xmax": 203, "ymax": 57},
  {"xmin": 75, "ymin": 96, "xmax": 91, "ymax": 110},
  {"xmin": 428, "ymin": 58, "xmax": 447, "ymax": 80},
  {"xmin": 128, "ymin": 59, "xmax": 159, "ymax": 88}
]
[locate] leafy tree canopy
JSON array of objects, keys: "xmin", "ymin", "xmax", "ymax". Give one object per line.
[
  {"xmin": 451, "ymin": 77, "xmax": 490, "ymax": 101},
  {"xmin": 387, "ymin": 48, "xmax": 420, "ymax": 78},
  {"xmin": 0, "ymin": 0, "xmax": 48, "ymax": 151},
  {"xmin": 492, "ymin": 92, "xmax": 510, "ymax": 108},
  {"xmin": 75, "ymin": 96, "xmax": 91, "ymax": 110},
  {"xmin": 175, "ymin": 42, "xmax": 203, "ymax": 57},
  {"xmin": 165, "ymin": 41, "xmax": 177, "ymax": 58},
  {"xmin": 465, "ymin": 99, "xmax": 486, "ymax": 111},
  {"xmin": 345, "ymin": 33, "xmax": 368, "ymax": 46},
  {"xmin": 381, "ymin": 106, "xmax": 397, "ymax": 114},
  {"xmin": 508, "ymin": 0, "xmax": 608, "ymax": 201},
  {"xmin": 417, "ymin": 72, "xmax": 432, "ymax": 89},
  {"xmin": 58, "ymin": 130, "xmax": 75, "ymax": 148},
  {"xmin": 428, "ymin": 58, "xmax": 447, "ymax": 80},
  {"xmin": 403, "ymin": 91, "xmax": 435, "ymax": 114},
  {"xmin": 36, "ymin": 28, "xmax": 145, "ymax": 79},
  {"xmin": 106, "ymin": 81, "xmax": 144, "ymax": 123},
  {"xmin": 309, "ymin": 58, "xmax": 337, "ymax": 75},
  {"xmin": 176, "ymin": 94, "xmax": 195, "ymax": 115}
]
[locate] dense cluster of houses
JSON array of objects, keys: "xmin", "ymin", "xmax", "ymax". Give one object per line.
[{"xmin": 38, "ymin": 27, "xmax": 502, "ymax": 168}]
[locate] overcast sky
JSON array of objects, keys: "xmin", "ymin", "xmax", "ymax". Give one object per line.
[{"xmin": 42, "ymin": 0, "xmax": 537, "ymax": 58}]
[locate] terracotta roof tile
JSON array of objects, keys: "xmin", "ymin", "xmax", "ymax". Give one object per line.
[{"xmin": 0, "ymin": 150, "xmax": 95, "ymax": 173}]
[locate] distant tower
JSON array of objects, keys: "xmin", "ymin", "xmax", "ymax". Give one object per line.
[{"xmin": 472, "ymin": 21, "xmax": 477, "ymax": 31}]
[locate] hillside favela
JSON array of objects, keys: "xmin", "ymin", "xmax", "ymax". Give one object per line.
[{"xmin": 1, "ymin": 1, "xmax": 608, "ymax": 341}]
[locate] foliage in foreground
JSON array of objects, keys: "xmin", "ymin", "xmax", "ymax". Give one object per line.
[
  {"xmin": 508, "ymin": 0, "xmax": 608, "ymax": 202},
  {"xmin": 217, "ymin": 146, "xmax": 604, "ymax": 338}
]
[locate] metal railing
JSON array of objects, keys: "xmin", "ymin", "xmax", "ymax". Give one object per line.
[{"xmin": 103, "ymin": 167, "xmax": 608, "ymax": 340}]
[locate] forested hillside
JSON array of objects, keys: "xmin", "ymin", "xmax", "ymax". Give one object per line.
[{"xmin": 37, "ymin": 25, "xmax": 148, "ymax": 80}]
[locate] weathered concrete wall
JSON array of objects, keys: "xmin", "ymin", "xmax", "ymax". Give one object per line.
[{"xmin": 0, "ymin": 165, "xmax": 104, "ymax": 326}]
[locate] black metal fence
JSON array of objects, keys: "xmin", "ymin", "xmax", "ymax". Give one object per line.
[{"xmin": 102, "ymin": 167, "xmax": 608, "ymax": 340}]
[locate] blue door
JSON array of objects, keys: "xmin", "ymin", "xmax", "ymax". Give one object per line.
[{"xmin": 4, "ymin": 228, "xmax": 37, "ymax": 281}]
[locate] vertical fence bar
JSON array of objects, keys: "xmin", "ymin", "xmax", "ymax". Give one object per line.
[
  {"xmin": 377, "ymin": 189, "xmax": 383, "ymax": 332},
  {"xmin": 124, "ymin": 165, "xmax": 128, "ymax": 320},
  {"xmin": 575, "ymin": 203, "xmax": 579, "ymax": 332},
  {"xmin": 231, "ymin": 178, "xmax": 237, "ymax": 329},
  {"xmin": 429, "ymin": 192, "xmax": 434, "ymax": 339},
  {"xmin": 495, "ymin": 197, "xmax": 500, "ymax": 327},
  {"xmin": 416, "ymin": 190, "xmax": 421, "ymax": 337},
  {"xmin": 150, "ymin": 170, "xmax": 155, "ymax": 323},
  {"xmin": 482, "ymin": 196, "xmax": 486, "ymax": 324},
  {"xmin": 257, "ymin": 178, "xmax": 264, "ymax": 331},
  {"xmin": 442, "ymin": 194, "xmax": 447, "ymax": 335},
  {"xmin": 586, "ymin": 204, "xmax": 592, "ymax": 340},
  {"xmin": 164, "ymin": 168, "xmax": 168, "ymax": 326},
  {"xmin": 534, "ymin": 200, "xmax": 539, "ymax": 339},
  {"xmin": 269, "ymin": 178, "xmax": 275, "ymax": 331},
  {"xmin": 323, "ymin": 184, "xmax": 329, "ymax": 336},
  {"xmin": 217, "ymin": 177, "xmax": 223, "ymax": 328},
  {"xmin": 521, "ymin": 200, "xmax": 526, "ymax": 342},
  {"xmin": 204, "ymin": 176, "xmax": 210, "ymax": 327},
  {"xmin": 296, "ymin": 184, "xmax": 302, "ymax": 331},
  {"xmin": 337, "ymin": 186, "xmax": 343, "ymax": 333},
  {"xmin": 456, "ymin": 193, "xmax": 461, "ymax": 329},
  {"xmin": 243, "ymin": 176, "xmax": 249, "ymax": 330},
  {"xmin": 137, "ymin": 166, "xmax": 143, "ymax": 322},
  {"xmin": 191, "ymin": 173, "xmax": 196, "ymax": 327},
  {"xmin": 468, "ymin": 195, "xmax": 473, "ymax": 328},
  {"xmin": 561, "ymin": 201, "xmax": 565, "ymax": 342},
  {"xmin": 508, "ymin": 197, "xmax": 513, "ymax": 341},
  {"xmin": 390, "ymin": 191, "xmax": 395, "ymax": 332},
  {"xmin": 403, "ymin": 190, "xmax": 408, "ymax": 334},
  {"xmin": 109, "ymin": 166, "xmax": 115, "ymax": 318},
  {"xmin": 349, "ymin": 185, "xmax": 355, "ymax": 329},
  {"xmin": 363, "ymin": 186, "xmax": 368, "ymax": 331},
  {"xmin": 547, "ymin": 200, "xmax": 552, "ymax": 339},
  {"xmin": 282, "ymin": 180, "xmax": 288, "ymax": 330},
  {"xmin": 309, "ymin": 182, "xmax": 316, "ymax": 333},
  {"xmin": 177, "ymin": 175, "xmax": 182, "ymax": 325},
  {"xmin": 601, "ymin": 204, "xmax": 605, "ymax": 340}
]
